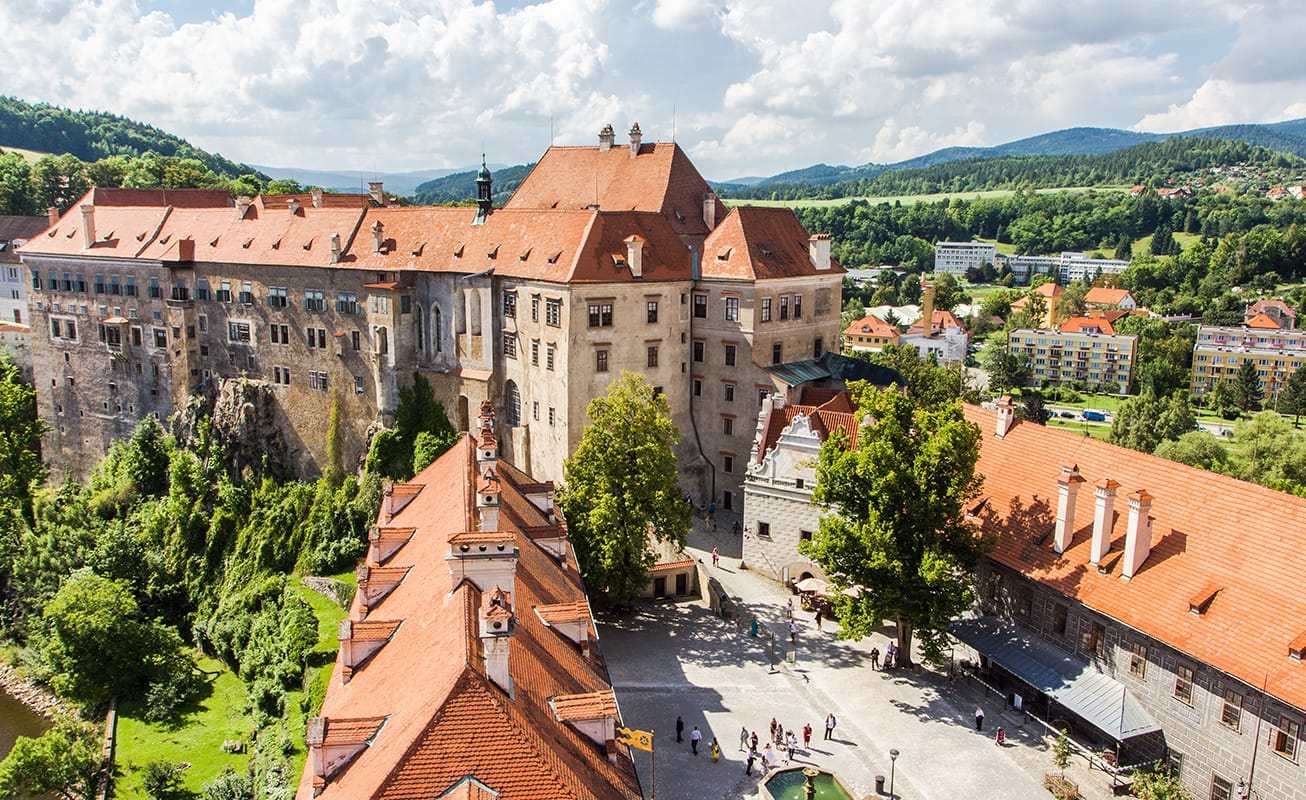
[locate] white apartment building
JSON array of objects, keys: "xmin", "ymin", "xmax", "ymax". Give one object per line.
[
  {"xmin": 996, "ymin": 252, "xmax": 1131, "ymax": 285},
  {"xmin": 934, "ymin": 241, "xmax": 998, "ymax": 276}
]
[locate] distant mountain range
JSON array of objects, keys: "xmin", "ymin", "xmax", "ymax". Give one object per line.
[
  {"xmin": 249, "ymin": 164, "xmax": 472, "ymax": 198},
  {"xmin": 714, "ymin": 118, "xmax": 1306, "ymax": 194}
]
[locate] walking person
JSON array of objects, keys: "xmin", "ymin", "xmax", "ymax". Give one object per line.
[
  {"xmin": 769, "ymin": 718, "xmax": 778, "ymax": 741},
  {"xmin": 785, "ymin": 598, "xmax": 793, "ymax": 620},
  {"xmin": 996, "ymin": 726, "xmax": 1006, "ymax": 746},
  {"xmin": 802, "ymin": 722, "xmax": 812, "ymax": 748},
  {"xmin": 690, "ymin": 725, "xmax": 702, "ymax": 755},
  {"xmin": 824, "ymin": 712, "xmax": 837, "ymax": 741},
  {"xmin": 710, "ymin": 738, "xmax": 720, "ymax": 762},
  {"xmin": 676, "ymin": 715, "xmax": 685, "ymax": 742},
  {"xmin": 745, "ymin": 749, "xmax": 756, "ymax": 775},
  {"xmin": 974, "ymin": 706, "xmax": 985, "ymax": 731},
  {"xmin": 870, "ymin": 646, "xmax": 880, "ymax": 670},
  {"xmin": 789, "ymin": 621, "xmax": 798, "ymax": 644},
  {"xmin": 814, "ymin": 608, "xmax": 823, "ymax": 631},
  {"xmin": 711, "ymin": 547, "xmax": 719, "ymax": 567},
  {"xmin": 750, "ymin": 731, "xmax": 759, "ymax": 752},
  {"xmin": 740, "ymin": 725, "xmax": 750, "ymax": 751}
]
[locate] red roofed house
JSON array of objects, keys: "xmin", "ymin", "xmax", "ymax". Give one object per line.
[
  {"xmin": 842, "ymin": 313, "xmax": 900, "ymax": 353},
  {"xmin": 1083, "ymin": 287, "xmax": 1137, "ymax": 311},
  {"xmin": 1244, "ymin": 299, "xmax": 1297, "ymax": 330},
  {"xmin": 745, "ymin": 388, "xmax": 1306, "ymax": 800},
  {"xmin": 897, "ymin": 279, "xmax": 968, "ymax": 363},
  {"xmin": 297, "ymin": 401, "xmax": 642, "ymax": 800},
  {"xmin": 1010, "ymin": 282, "xmax": 1064, "ymax": 329},
  {"xmin": 17, "ymin": 125, "xmax": 843, "ymax": 508}
]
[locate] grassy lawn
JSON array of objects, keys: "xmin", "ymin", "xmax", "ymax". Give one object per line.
[
  {"xmin": 0, "ymin": 146, "xmax": 49, "ymax": 164},
  {"xmin": 113, "ymin": 656, "xmax": 254, "ymax": 798},
  {"xmin": 1046, "ymin": 418, "xmax": 1113, "ymax": 441},
  {"xmin": 282, "ymin": 577, "xmax": 353, "ymax": 782},
  {"xmin": 1017, "ymin": 389, "xmax": 1130, "ymax": 414},
  {"xmin": 731, "ymin": 186, "xmax": 1127, "ymax": 209}
]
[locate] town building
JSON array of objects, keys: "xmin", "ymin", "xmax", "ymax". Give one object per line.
[
  {"xmin": 297, "ymin": 403, "xmax": 642, "ymax": 799},
  {"xmin": 0, "ymin": 215, "xmax": 46, "ymax": 326},
  {"xmin": 18, "ymin": 126, "xmax": 842, "ymax": 503},
  {"xmin": 934, "ymin": 241, "xmax": 998, "ymax": 277},
  {"xmin": 1243, "ymin": 299, "xmax": 1297, "ymax": 330},
  {"xmin": 1190, "ymin": 322, "xmax": 1306, "ymax": 402},
  {"xmin": 842, "ymin": 313, "xmax": 900, "ymax": 353},
  {"xmin": 1007, "ymin": 325, "xmax": 1137, "ymax": 394},
  {"xmin": 1010, "ymin": 282, "xmax": 1064, "ymax": 329},
  {"xmin": 743, "ymin": 389, "xmax": 1306, "ymax": 800},
  {"xmin": 0, "ymin": 322, "xmax": 30, "ymax": 379},
  {"xmin": 898, "ymin": 281, "xmax": 968, "ymax": 363},
  {"xmin": 1084, "ymin": 287, "xmax": 1138, "ymax": 311},
  {"xmin": 995, "ymin": 252, "xmax": 1130, "ymax": 286}
]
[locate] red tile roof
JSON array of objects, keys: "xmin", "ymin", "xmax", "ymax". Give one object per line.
[
  {"xmin": 756, "ymin": 391, "xmax": 860, "ymax": 463},
  {"xmin": 298, "ymin": 438, "xmax": 640, "ymax": 800},
  {"xmin": 701, "ymin": 206, "xmax": 842, "ymax": 280},
  {"xmin": 1058, "ymin": 317, "xmax": 1115, "ymax": 334},
  {"xmin": 0, "ymin": 215, "xmax": 49, "ymax": 264},
  {"xmin": 1084, "ymin": 287, "xmax": 1132, "ymax": 307},
  {"xmin": 504, "ymin": 142, "xmax": 726, "ymax": 240},
  {"xmin": 1244, "ymin": 312, "xmax": 1281, "ymax": 329},
  {"xmin": 964, "ymin": 404, "xmax": 1306, "ymax": 712},
  {"xmin": 843, "ymin": 314, "xmax": 899, "ymax": 338}
]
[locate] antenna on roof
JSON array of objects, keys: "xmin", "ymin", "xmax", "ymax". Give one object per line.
[
  {"xmin": 549, "ymin": 104, "xmax": 554, "ymax": 147},
  {"xmin": 672, "ymin": 103, "xmax": 676, "ymax": 143}
]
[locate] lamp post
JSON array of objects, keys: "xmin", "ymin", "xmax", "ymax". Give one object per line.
[{"xmin": 889, "ymin": 748, "xmax": 900, "ymax": 799}]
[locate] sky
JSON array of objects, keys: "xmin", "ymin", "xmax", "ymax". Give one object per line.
[{"xmin": 2, "ymin": 0, "xmax": 1304, "ymax": 181}]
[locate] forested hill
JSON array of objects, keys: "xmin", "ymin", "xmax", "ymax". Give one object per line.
[
  {"xmin": 412, "ymin": 163, "xmax": 534, "ymax": 205},
  {"xmin": 725, "ymin": 138, "xmax": 1306, "ymax": 201},
  {"xmin": 0, "ymin": 96, "xmax": 258, "ymax": 179}
]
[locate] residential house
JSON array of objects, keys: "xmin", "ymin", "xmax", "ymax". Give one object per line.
[
  {"xmin": 1190, "ymin": 323, "xmax": 1306, "ymax": 402},
  {"xmin": 1007, "ymin": 324, "xmax": 1136, "ymax": 394},
  {"xmin": 842, "ymin": 313, "xmax": 900, "ymax": 353},
  {"xmin": 1084, "ymin": 287, "xmax": 1138, "ymax": 311}
]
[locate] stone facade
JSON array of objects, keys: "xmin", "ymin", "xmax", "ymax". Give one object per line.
[{"xmin": 742, "ymin": 403, "xmax": 826, "ymax": 584}]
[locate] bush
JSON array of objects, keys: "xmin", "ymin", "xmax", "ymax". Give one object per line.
[
  {"xmin": 203, "ymin": 767, "xmax": 254, "ymax": 800},
  {"xmin": 142, "ymin": 760, "xmax": 185, "ymax": 799}
]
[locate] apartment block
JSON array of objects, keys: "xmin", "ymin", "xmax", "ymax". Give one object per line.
[
  {"xmin": 934, "ymin": 241, "xmax": 998, "ymax": 276},
  {"xmin": 1190, "ymin": 324, "xmax": 1306, "ymax": 400},
  {"xmin": 1008, "ymin": 325, "xmax": 1136, "ymax": 394}
]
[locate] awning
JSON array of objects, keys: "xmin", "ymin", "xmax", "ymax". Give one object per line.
[{"xmin": 951, "ymin": 616, "xmax": 1160, "ymax": 741}]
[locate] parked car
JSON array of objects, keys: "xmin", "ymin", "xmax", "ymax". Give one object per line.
[
  {"xmin": 1059, "ymin": 411, "xmax": 1076, "ymax": 419},
  {"xmin": 1082, "ymin": 410, "xmax": 1107, "ymax": 422}
]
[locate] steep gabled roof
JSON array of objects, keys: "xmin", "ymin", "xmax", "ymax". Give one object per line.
[
  {"xmin": 298, "ymin": 438, "xmax": 639, "ymax": 800},
  {"xmin": 0, "ymin": 215, "xmax": 50, "ymax": 263},
  {"xmin": 964, "ymin": 405, "xmax": 1306, "ymax": 711},
  {"xmin": 1084, "ymin": 287, "xmax": 1132, "ymax": 307},
  {"xmin": 701, "ymin": 206, "xmax": 842, "ymax": 281},
  {"xmin": 504, "ymin": 142, "xmax": 725, "ymax": 240},
  {"xmin": 1244, "ymin": 312, "xmax": 1281, "ymax": 330},
  {"xmin": 842, "ymin": 314, "xmax": 899, "ymax": 338}
]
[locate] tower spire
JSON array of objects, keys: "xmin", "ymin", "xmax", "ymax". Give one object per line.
[{"xmin": 473, "ymin": 155, "xmax": 492, "ymax": 226}]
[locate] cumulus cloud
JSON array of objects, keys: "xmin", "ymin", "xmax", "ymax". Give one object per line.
[{"xmin": 0, "ymin": 0, "xmax": 1297, "ymax": 180}]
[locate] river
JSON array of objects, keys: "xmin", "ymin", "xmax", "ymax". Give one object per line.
[{"xmin": 0, "ymin": 689, "xmax": 50, "ymax": 758}]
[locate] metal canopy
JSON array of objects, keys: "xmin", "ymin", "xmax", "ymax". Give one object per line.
[{"xmin": 951, "ymin": 616, "xmax": 1161, "ymax": 740}]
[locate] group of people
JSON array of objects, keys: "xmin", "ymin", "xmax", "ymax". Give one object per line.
[
  {"xmin": 737, "ymin": 713, "xmax": 837, "ymax": 775},
  {"xmin": 675, "ymin": 717, "xmax": 722, "ymax": 761},
  {"xmin": 869, "ymin": 641, "xmax": 899, "ymax": 670}
]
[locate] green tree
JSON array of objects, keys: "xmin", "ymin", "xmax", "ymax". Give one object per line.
[
  {"xmin": 1277, "ymin": 367, "xmax": 1306, "ymax": 426},
  {"xmin": 557, "ymin": 373, "xmax": 691, "ymax": 608},
  {"xmin": 1207, "ymin": 379, "xmax": 1238, "ymax": 419},
  {"xmin": 1113, "ymin": 235, "xmax": 1134, "ymax": 261},
  {"xmin": 1051, "ymin": 730, "xmax": 1073, "ymax": 777},
  {"xmin": 1131, "ymin": 762, "xmax": 1193, "ymax": 800},
  {"xmin": 805, "ymin": 387, "xmax": 990, "ymax": 665},
  {"xmin": 324, "ymin": 393, "xmax": 343, "ymax": 484},
  {"xmin": 1110, "ymin": 391, "xmax": 1196, "ymax": 453},
  {"xmin": 1020, "ymin": 390, "xmax": 1051, "ymax": 425},
  {"xmin": 365, "ymin": 374, "xmax": 457, "ymax": 480},
  {"xmin": 0, "ymin": 354, "xmax": 45, "ymax": 519},
  {"xmin": 0, "ymin": 718, "xmax": 101, "ymax": 800},
  {"xmin": 866, "ymin": 344, "xmax": 973, "ymax": 409},
  {"xmin": 1232, "ymin": 411, "xmax": 1306, "ymax": 492},
  {"xmin": 1153, "ymin": 431, "xmax": 1228, "ymax": 471},
  {"xmin": 982, "ymin": 346, "xmax": 1031, "ymax": 394},
  {"xmin": 1233, "ymin": 359, "xmax": 1264, "ymax": 412},
  {"xmin": 1054, "ymin": 280, "xmax": 1089, "ymax": 320}
]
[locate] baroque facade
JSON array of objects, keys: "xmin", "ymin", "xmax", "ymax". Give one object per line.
[{"xmin": 18, "ymin": 126, "xmax": 842, "ymax": 499}]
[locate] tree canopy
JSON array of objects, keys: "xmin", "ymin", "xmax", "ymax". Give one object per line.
[
  {"xmin": 557, "ymin": 373, "xmax": 691, "ymax": 609},
  {"xmin": 0, "ymin": 718, "xmax": 100, "ymax": 800},
  {"xmin": 0, "ymin": 354, "xmax": 44, "ymax": 519},
  {"xmin": 804, "ymin": 386, "xmax": 990, "ymax": 664},
  {"xmin": 1110, "ymin": 391, "xmax": 1196, "ymax": 453}
]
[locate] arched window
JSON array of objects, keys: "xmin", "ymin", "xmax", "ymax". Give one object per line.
[
  {"xmin": 505, "ymin": 381, "xmax": 520, "ymax": 427},
  {"xmin": 432, "ymin": 305, "xmax": 443, "ymax": 353}
]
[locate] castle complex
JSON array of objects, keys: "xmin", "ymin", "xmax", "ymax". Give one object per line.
[{"xmin": 17, "ymin": 125, "xmax": 842, "ymax": 505}]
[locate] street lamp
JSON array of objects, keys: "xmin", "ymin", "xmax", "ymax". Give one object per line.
[{"xmin": 889, "ymin": 748, "xmax": 900, "ymax": 799}]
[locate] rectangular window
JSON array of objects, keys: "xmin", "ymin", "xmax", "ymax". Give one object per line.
[
  {"xmin": 110, "ymin": 275, "xmax": 122, "ymax": 296},
  {"xmin": 647, "ymin": 300, "xmax": 659, "ymax": 323},
  {"xmin": 693, "ymin": 293, "xmax": 707, "ymax": 318},
  {"xmin": 779, "ymin": 295, "xmax": 789, "ymax": 321},
  {"xmin": 227, "ymin": 322, "xmax": 251, "ymax": 342},
  {"xmin": 400, "ymin": 294, "xmax": 411, "ymax": 314},
  {"xmin": 144, "ymin": 276, "xmax": 160, "ymax": 298},
  {"xmin": 270, "ymin": 324, "xmax": 289, "ymax": 344},
  {"xmin": 306, "ymin": 327, "xmax": 327, "ymax": 349},
  {"xmin": 1129, "ymin": 642, "xmax": 1147, "ymax": 678},
  {"xmin": 337, "ymin": 291, "xmax": 359, "ymax": 314},
  {"xmin": 548, "ymin": 407, "xmax": 556, "ymax": 425},
  {"xmin": 75, "ymin": 273, "xmax": 86, "ymax": 293},
  {"xmin": 531, "ymin": 340, "xmax": 540, "ymax": 366},
  {"xmin": 217, "ymin": 280, "xmax": 232, "ymax": 302},
  {"xmin": 1220, "ymin": 689, "xmax": 1241, "ymax": 730},
  {"xmin": 153, "ymin": 328, "xmax": 167, "ymax": 348},
  {"xmin": 49, "ymin": 319, "xmax": 61, "ymax": 338},
  {"xmin": 94, "ymin": 274, "xmax": 106, "ymax": 294},
  {"xmin": 757, "ymin": 522, "xmax": 771, "ymax": 539},
  {"xmin": 267, "ymin": 286, "xmax": 288, "ymax": 308},
  {"xmin": 693, "ymin": 379, "xmax": 702, "ymax": 396},
  {"xmin": 793, "ymin": 294, "xmax": 803, "ymax": 319},
  {"xmin": 1016, "ymin": 587, "xmax": 1032, "ymax": 618},
  {"xmin": 596, "ymin": 349, "xmax": 609, "ymax": 372},
  {"xmin": 531, "ymin": 295, "xmax": 540, "ymax": 322},
  {"xmin": 813, "ymin": 336, "xmax": 824, "ymax": 358},
  {"xmin": 354, "ymin": 376, "xmax": 364, "ymax": 394},
  {"xmin": 722, "ymin": 417, "xmax": 733, "ymax": 435},
  {"xmin": 239, "ymin": 282, "xmax": 253, "ymax": 305},
  {"xmin": 370, "ymin": 294, "xmax": 388, "ymax": 314},
  {"xmin": 532, "ymin": 401, "xmax": 540, "ymax": 421},
  {"xmin": 723, "ymin": 455, "xmax": 734, "ymax": 473},
  {"xmin": 303, "ymin": 289, "xmax": 325, "ymax": 311},
  {"xmin": 725, "ymin": 296, "xmax": 739, "ymax": 321},
  {"xmin": 724, "ymin": 383, "xmax": 735, "ymax": 402},
  {"xmin": 761, "ymin": 297, "xmax": 772, "ymax": 322},
  {"xmin": 693, "ymin": 341, "xmax": 704, "ymax": 362},
  {"xmin": 503, "ymin": 335, "xmax": 517, "ymax": 358},
  {"xmin": 309, "ymin": 371, "xmax": 329, "ymax": 392},
  {"xmin": 546, "ymin": 298, "xmax": 562, "ymax": 327},
  {"xmin": 503, "ymin": 291, "xmax": 517, "ymax": 319},
  {"xmin": 30, "ymin": 270, "xmax": 41, "ymax": 290},
  {"xmin": 1273, "ymin": 717, "xmax": 1299, "ymax": 760},
  {"xmin": 546, "ymin": 343, "xmax": 555, "ymax": 370},
  {"xmin": 1080, "ymin": 621, "xmax": 1104, "ymax": 657},
  {"xmin": 647, "ymin": 345, "xmax": 658, "ymax": 368},
  {"xmin": 1174, "ymin": 666, "xmax": 1194, "ymax": 704},
  {"xmin": 588, "ymin": 303, "xmax": 613, "ymax": 327},
  {"xmin": 725, "ymin": 344, "xmax": 737, "ymax": 367},
  {"xmin": 1209, "ymin": 776, "xmax": 1232, "ymax": 800},
  {"xmin": 772, "ymin": 341, "xmax": 783, "ymax": 365}
]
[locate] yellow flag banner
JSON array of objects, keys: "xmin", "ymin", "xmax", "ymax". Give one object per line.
[{"xmin": 615, "ymin": 726, "xmax": 654, "ymax": 752}]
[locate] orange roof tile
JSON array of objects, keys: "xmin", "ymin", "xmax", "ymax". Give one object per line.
[
  {"xmin": 755, "ymin": 396, "xmax": 859, "ymax": 464},
  {"xmin": 964, "ymin": 404, "xmax": 1306, "ymax": 712},
  {"xmin": 1245, "ymin": 311, "xmax": 1281, "ymax": 329},
  {"xmin": 843, "ymin": 314, "xmax": 899, "ymax": 338},
  {"xmin": 298, "ymin": 436, "xmax": 640, "ymax": 800},
  {"xmin": 1058, "ymin": 317, "xmax": 1115, "ymax": 334},
  {"xmin": 701, "ymin": 206, "xmax": 843, "ymax": 280},
  {"xmin": 551, "ymin": 691, "xmax": 617, "ymax": 721},
  {"xmin": 536, "ymin": 602, "xmax": 591, "ymax": 625},
  {"xmin": 1084, "ymin": 287, "xmax": 1131, "ymax": 306}
]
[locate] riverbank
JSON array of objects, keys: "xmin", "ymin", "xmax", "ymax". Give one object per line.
[{"xmin": 0, "ymin": 661, "xmax": 72, "ymax": 720}]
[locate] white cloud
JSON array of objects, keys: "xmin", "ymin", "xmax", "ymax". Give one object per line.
[{"xmin": 0, "ymin": 0, "xmax": 1298, "ymax": 181}]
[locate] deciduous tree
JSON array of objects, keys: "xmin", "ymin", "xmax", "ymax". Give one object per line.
[
  {"xmin": 1110, "ymin": 391, "xmax": 1196, "ymax": 453},
  {"xmin": 804, "ymin": 387, "xmax": 990, "ymax": 665},
  {"xmin": 557, "ymin": 373, "xmax": 691, "ymax": 608},
  {"xmin": 1277, "ymin": 367, "xmax": 1306, "ymax": 426},
  {"xmin": 0, "ymin": 718, "xmax": 100, "ymax": 800},
  {"xmin": 0, "ymin": 354, "xmax": 45, "ymax": 520},
  {"xmin": 1234, "ymin": 359, "xmax": 1264, "ymax": 412}
]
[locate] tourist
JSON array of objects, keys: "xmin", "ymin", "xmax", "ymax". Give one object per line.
[
  {"xmin": 745, "ymin": 750, "xmax": 756, "ymax": 775},
  {"xmin": 751, "ymin": 730, "xmax": 759, "ymax": 752},
  {"xmin": 740, "ymin": 725, "xmax": 750, "ymax": 751},
  {"xmin": 824, "ymin": 712, "xmax": 837, "ymax": 741},
  {"xmin": 711, "ymin": 738, "xmax": 720, "ymax": 762},
  {"xmin": 870, "ymin": 646, "xmax": 880, "ymax": 670},
  {"xmin": 975, "ymin": 706, "xmax": 985, "ymax": 731},
  {"xmin": 711, "ymin": 547, "xmax": 719, "ymax": 567},
  {"xmin": 814, "ymin": 608, "xmax": 823, "ymax": 631},
  {"xmin": 676, "ymin": 715, "xmax": 684, "ymax": 742},
  {"xmin": 690, "ymin": 725, "xmax": 702, "ymax": 755},
  {"xmin": 802, "ymin": 722, "xmax": 812, "ymax": 748}
]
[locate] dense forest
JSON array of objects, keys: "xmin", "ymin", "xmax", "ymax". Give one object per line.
[
  {"xmin": 729, "ymin": 138, "xmax": 1306, "ymax": 200},
  {"xmin": 411, "ymin": 163, "xmax": 533, "ymax": 205},
  {"xmin": 0, "ymin": 362, "xmax": 458, "ymax": 799}
]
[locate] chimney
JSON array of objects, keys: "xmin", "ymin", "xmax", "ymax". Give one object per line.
[
  {"xmin": 476, "ymin": 397, "xmax": 496, "ymax": 430},
  {"xmin": 1121, "ymin": 489, "xmax": 1154, "ymax": 579},
  {"xmin": 995, "ymin": 394, "xmax": 1015, "ymax": 438},
  {"xmin": 479, "ymin": 587, "xmax": 514, "ymax": 693},
  {"xmin": 808, "ymin": 233, "xmax": 832, "ymax": 271},
  {"xmin": 371, "ymin": 220, "xmax": 384, "ymax": 254},
  {"xmin": 235, "ymin": 196, "xmax": 252, "ymax": 220},
  {"xmin": 329, "ymin": 233, "xmax": 342, "ymax": 264},
  {"xmin": 477, "ymin": 472, "xmax": 501, "ymax": 531},
  {"xmin": 703, "ymin": 190, "xmax": 718, "ymax": 231},
  {"xmin": 920, "ymin": 279, "xmax": 936, "ymax": 334},
  {"xmin": 1053, "ymin": 465, "xmax": 1085, "ymax": 554},
  {"xmin": 311, "ymin": 187, "xmax": 324, "ymax": 208},
  {"xmin": 368, "ymin": 181, "xmax": 384, "ymax": 205},
  {"xmin": 288, "ymin": 198, "xmax": 302, "ymax": 215},
  {"xmin": 625, "ymin": 235, "xmax": 644, "ymax": 278},
  {"xmin": 477, "ymin": 422, "xmax": 498, "ymax": 473},
  {"xmin": 598, "ymin": 123, "xmax": 615, "ymax": 151},
  {"xmin": 447, "ymin": 530, "xmax": 519, "ymax": 597},
  {"xmin": 80, "ymin": 204, "xmax": 95, "ymax": 250},
  {"xmin": 1090, "ymin": 479, "xmax": 1119, "ymax": 564},
  {"xmin": 47, "ymin": 207, "xmax": 59, "ymax": 227},
  {"xmin": 628, "ymin": 122, "xmax": 642, "ymax": 158}
]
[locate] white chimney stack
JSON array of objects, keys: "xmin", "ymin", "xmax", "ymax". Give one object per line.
[
  {"xmin": 329, "ymin": 233, "xmax": 342, "ymax": 264},
  {"xmin": 598, "ymin": 123, "xmax": 615, "ymax": 151},
  {"xmin": 287, "ymin": 198, "xmax": 301, "ymax": 215},
  {"xmin": 1121, "ymin": 489, "xmax": 1154, "ymax": 579},
  {"xmin": 625, "ymin": 235, "xmax": 644, "ymax": 278},
  {"xmin": 447, "ymin": 530, "xmax": 518, "ymax": 598},
  {"xmin": 628, "ymin": 122, "xmax": 642, "ymax": 158},
  {"xmin": 1053, "ymin": 464, "xmax": 1085, "ymax": 554},
  {"xmin": 236, "ymin": 196, "xmax": 252, "ymax": 220},
  {"xmin": 808, "ymin": 233, "xmax": 832, "ymax": 271},
  {"xmin": 80, "ymin": 204, "xmax": 95, "ymax": 250},
  {"xmin": 311, "ymin": 187, "xmax": 324, "ymax": 208},
  {"xmin": 1090, "ymin": 478, "xmax": 1119, "ymax": 564},
  {"xmin": 371, "ymin": 220, "xmax": 384, "ymax": 254},
  {"xmin": 995, "ymin": 394, "xmax": 1015, "ymax": 438},
  {"xmin": 479, "ymin": 587, "xmax": 514, "ymax": 693}
]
